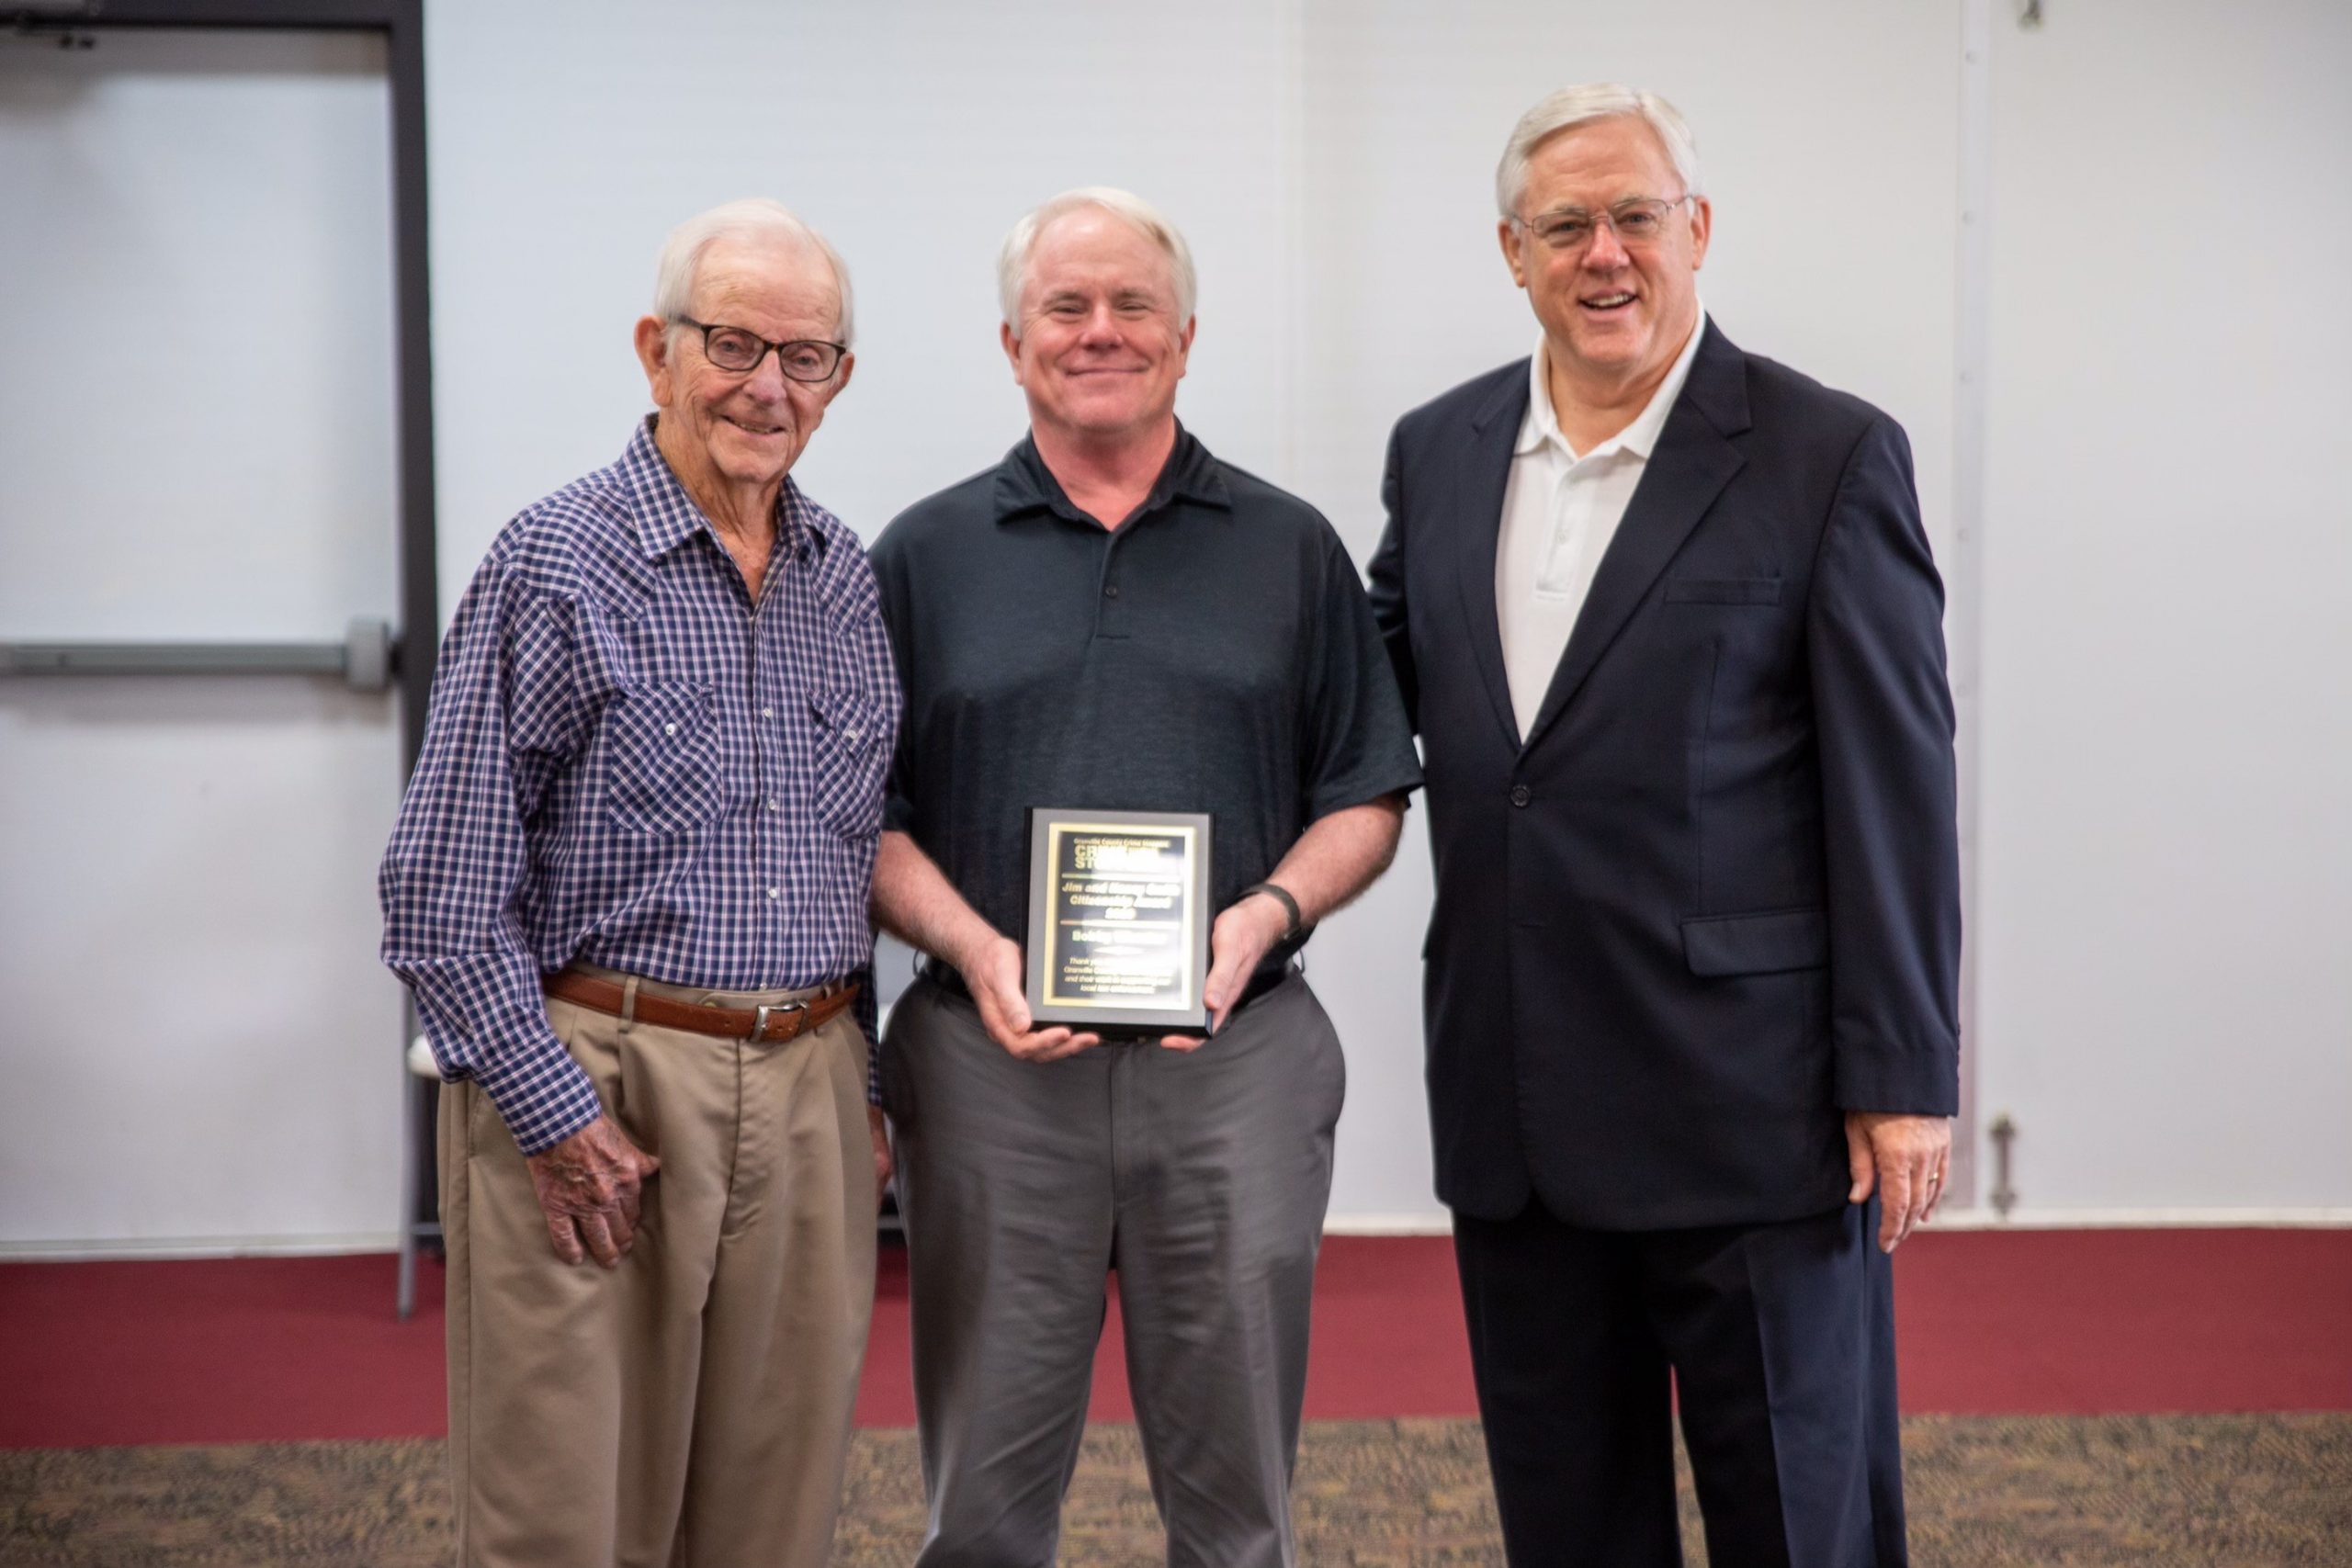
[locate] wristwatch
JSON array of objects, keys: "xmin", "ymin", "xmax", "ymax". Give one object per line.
[{"xmin": 1239, "ymin": 881, "xmax": 1303, "ymax": 941}]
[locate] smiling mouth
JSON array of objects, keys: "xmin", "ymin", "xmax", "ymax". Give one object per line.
[
  {"xmin": 1581, "ymin": 291, "xmax": 1637, "ymax": 313},
  {"xmin": 724, "ymin": 415, "xmax": 787, "ymax": 436}
]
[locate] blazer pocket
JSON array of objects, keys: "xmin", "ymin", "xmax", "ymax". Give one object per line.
[
  {"xmin": 1681, "ymin": 908, "xmax": 1827, "ymax": 976},
  {"xmin": 1665, "ymin": 576, "xmax": 1783, "ymax": 605}
]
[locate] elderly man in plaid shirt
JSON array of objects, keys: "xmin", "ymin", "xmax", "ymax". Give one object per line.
[{"xmin": 380, "ymin": 198, "xmax": 897, "ymax": 1568}]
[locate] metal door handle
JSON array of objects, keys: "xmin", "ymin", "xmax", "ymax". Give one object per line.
[{"xmin": 0, "ymin": 616, "xmax": 395, "ymax": 693}]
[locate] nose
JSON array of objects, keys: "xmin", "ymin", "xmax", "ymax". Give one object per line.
[
  {"xmin": 742, "ymin": 345, "xmax": 792, "ymax": 399},
  {"xmin": 1582, "ymin": 217, "xmax": 1632, "ymax": 270},
  {"xmin": 1079, "ymin": 302, "xmax": 1123, "ymax": 344}
]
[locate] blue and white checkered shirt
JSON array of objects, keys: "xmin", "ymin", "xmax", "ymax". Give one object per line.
[{"xmin": 380, "ymin": 419, "xmax": 899, "ymax": 1156}]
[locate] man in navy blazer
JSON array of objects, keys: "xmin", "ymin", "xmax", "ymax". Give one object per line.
[{"xmin": 1368, "ymin": 85, "xmax": 1961, "ymax": 1566}]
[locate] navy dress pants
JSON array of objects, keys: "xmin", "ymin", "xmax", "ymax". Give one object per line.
[{"xmin": 1453, "ymin": 1198, "xmax": 1907, "ymax": 1568}]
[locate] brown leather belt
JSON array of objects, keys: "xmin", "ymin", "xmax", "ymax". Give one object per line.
[{"xmin": 544, "ymin": 970, "xmax": 859, "ymax": 1044}]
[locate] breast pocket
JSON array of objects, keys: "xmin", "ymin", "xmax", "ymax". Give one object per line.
[
  {"xmin": 806, "ymin": 687, "xmax": 887, "ymax": 840},
  {"xmin": 1665, "ymin": 576, "xmax": 1784, "ymax": 605},
  {"xmin": 603, "ymin": 682, "xmax": 723, "ymax": 835}
]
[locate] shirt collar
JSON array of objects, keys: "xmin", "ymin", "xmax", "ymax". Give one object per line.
[
  {"xmin": 992, "ymin": 421, "xmax": 1231, "ymax": 526},
  {"xmin": 1516, "ymin": 304, "xmax": 1708, "ymax": 463},
  {"xmin": 619, "ymin": 414, "xmax": 819, "ymax": 562}
]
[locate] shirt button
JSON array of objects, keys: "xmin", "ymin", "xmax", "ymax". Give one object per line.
[
  {"xmin": 663, "ymin": 722, "xmax": 678, "ymax": 737},
  {"xmin": 766, "ymin": 798, "xmax": 780, "ymax": 812},
  {"xmin": 1510, "ymin": 784, "xmax": 1532, "ymax": 807},
  {"xmin": 844, "ymin": 726, "xmax": 862, "ymax": 742},
  {"xmin": 760, "ymin": 705, "xmax": 775, "ymax": 718},
  {"xmin": 765, "ymin": 886, "xmax": 781, "ymax": 899},
  {"xmin": 1102, "ymin": 584, "xmax": 1120, "ymax": 599}
]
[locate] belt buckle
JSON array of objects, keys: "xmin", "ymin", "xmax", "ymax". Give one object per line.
[{"xmin": 751, "ymin": 1000, "xmax": 807, "ymax": 1042}]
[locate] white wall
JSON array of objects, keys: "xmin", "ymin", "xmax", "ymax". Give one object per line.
[
  {"xmin": 1970, "ymin": 0, "xmax": 2352, "ymax": 1213},
  {"xmin": 5, "ymin": 0, "xmax": 2345, "ymax": 1251},
  {"xmin": 423, "ymin": 0, "xmax": 1306, "ymax": 604},
  {"xmin": 422, "ymin": 0, "xmax": 1972, "ymax": 1229},
  {"xmin": 421, "ymin": 0, "xmax": 2352, "ymax": 1226}
]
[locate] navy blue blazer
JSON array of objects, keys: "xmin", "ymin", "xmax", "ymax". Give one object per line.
[{"xmin": 1368, "ymin": 321, "xmax": 1961, "ymax": 1229}]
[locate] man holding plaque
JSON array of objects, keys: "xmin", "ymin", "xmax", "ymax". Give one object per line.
[{"xmin": 868, "ymin": 187, "xmax": 1421, "ymax": 1566}]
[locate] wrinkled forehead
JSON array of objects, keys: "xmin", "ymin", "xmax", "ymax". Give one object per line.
[
  {"xmin": 691, "ymin": 235, "xmax": 843, "ymax": 329},
  {"xmin": 1022, "ymin": 209, "xmax": 1178, "ymax": 306}
]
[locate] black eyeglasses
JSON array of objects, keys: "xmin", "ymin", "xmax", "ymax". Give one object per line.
[
  {"xmin": 673, "ymin": 318, "xmax": 847, "ymax": 382},
  {"xmin": 1511, "ymin": 195, "xmax": 1695, "ymax": 253}
]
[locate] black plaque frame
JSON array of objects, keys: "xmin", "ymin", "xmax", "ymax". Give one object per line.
[{"xmin": 1024, "ymin": 807, "xmax": 1213, "ymax": 1032}]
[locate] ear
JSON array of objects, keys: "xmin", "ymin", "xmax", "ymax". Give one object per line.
[
  {"xmin": 1687, "ymin": 196, "xmax": 1713, "ymax": 272},
  {"xmin": 1498, "ymin": 219, "xmax": 1530, "ymax": 290},
  {"xmin": 1173, "ymin": 315, "xmax": 1196, "ymax": 379},
  {"xmin": 634, "ymin": 316, "xmax": 673, "ymax": 405},
  {"xmin": 829, "ymin": 350, "xmax": 855, "ymax": 400},
  {"xmin": 1000, "ymin": 320, "xmax": 1024, "ymax": 384}
]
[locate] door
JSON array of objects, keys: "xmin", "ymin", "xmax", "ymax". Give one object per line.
[{"xmin": 0, "ymin": 28, "xmax": 408, "ymax": 1251}]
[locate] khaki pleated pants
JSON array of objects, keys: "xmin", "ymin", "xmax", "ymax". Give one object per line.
[{"xmin": 437, "ymin": 966, "xmax": 876, "ymax": 1568}]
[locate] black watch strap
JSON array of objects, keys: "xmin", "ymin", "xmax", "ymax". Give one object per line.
[{"xmin": 1240, "ymin": 881, "xmax": 1303, "ymax": 940}]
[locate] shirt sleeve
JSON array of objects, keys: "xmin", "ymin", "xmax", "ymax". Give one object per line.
[
  {"xmin": 379, "ymin": 555, "xmax": 604, "ymax": 1156},
  {"xmin": 1365, "ymin": 419, "xmax": 1420, "ymax": 734},
  {"xmin": 867, "ymin": 528, "xmax": 922, "ymax": 839},
  {"xmin": 1300, "ymin": 524, "xmax": 1426, "ymax": 822},
  {"xmin": 833, "ymin": 536, "xmax": 902, "ymax": 1108}
]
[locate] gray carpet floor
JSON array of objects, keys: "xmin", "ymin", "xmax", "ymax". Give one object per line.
[{"xmin": 4, "ymin": 1415, "xmax": 2347, "ymax": 1565}]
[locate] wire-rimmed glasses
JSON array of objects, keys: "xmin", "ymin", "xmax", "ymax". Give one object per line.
[{"xmin": 1511, "ymin": 195, "xmax": 1695, "ymax": 253}]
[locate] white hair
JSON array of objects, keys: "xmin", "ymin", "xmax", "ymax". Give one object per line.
[
  {"xmin": 651, "ymin": 197, "xmax": 855, "ymax": 346},
  {"xmin": 997, "ymin": 186, "xmax": 1198, "ymax": 329},
  {"xmin": 1495, "ymin": 84, "xmax": 1704, "ymax": 219}
]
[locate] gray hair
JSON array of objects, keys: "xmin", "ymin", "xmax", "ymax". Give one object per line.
[
  {"xmin": 1495, "ymin": 84, "xmax": 1704, "ymax": 219},
  {"xmin": 998, "ymin": 186, "xmax": 1198, "ymax": 330},
  {"xmin": 651, "ymin": 197, "xmax": 855, "ymax": 346}
]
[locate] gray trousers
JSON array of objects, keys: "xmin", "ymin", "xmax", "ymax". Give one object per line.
[{"xmin": 881, "ymin": 972, "xmax": 1346, "ymax": 1568}]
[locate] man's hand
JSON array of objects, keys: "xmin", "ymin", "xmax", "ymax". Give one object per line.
[
  {"xmin": 1160, "ymin": 890, "xmax": 1291, "ymax": 1050},
  {"xmin": 868, "ymin": 1104, "xmax": 894, "ymax": 1202},
  {"xmin": 957, "ymin": 931, "xmax": 1101, "ymax": 1062},
  {"xmin": 526, "ymin": 1114, "xmax": 662, "ymax": 1268},
  {"xmin": 1845, "ymin": 1111, "xmax": 1951, "ymax": 1254},
  {"xmin": 873, "ymin": 830, "xmax": 1099, "ymax": 1064}
]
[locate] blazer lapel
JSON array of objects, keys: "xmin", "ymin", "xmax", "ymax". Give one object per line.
[
  {"xmin": 1521, "ymin": 322, "xmax": 1754, "ymax": 753},
  {"xmin": 1450, "ymin": 365, "xmax": 1533, "ymax": 750}
]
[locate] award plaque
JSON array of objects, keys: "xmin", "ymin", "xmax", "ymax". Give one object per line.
[{"xmin": 1024, "ymin": 807, "xmax": 1214, "ymax": 1032}]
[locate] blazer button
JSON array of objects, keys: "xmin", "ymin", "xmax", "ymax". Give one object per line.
[{"xmin": 1510, "ymin": 784, "xmax": 1531, "ymax": 807}]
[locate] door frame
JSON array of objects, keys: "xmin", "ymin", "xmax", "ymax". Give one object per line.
[{"xmin": 26, "ymin": 0, "xmax": 440, "ymax": 1308}]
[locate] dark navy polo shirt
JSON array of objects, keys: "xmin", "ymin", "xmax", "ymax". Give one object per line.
[{"xmin": 870, "ymin": 426, "xmax": 1422, "ymax": 965}]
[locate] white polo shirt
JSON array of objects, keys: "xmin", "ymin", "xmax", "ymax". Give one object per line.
[{"xmin": 1494, "ymin": 310, "xmax": 1707, "ymax": 738}]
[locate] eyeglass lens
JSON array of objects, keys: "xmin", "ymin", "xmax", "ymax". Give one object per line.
[
  {"xmin": 702, "ymin": 326, "xmax": 841, "ymax": 381},
  {"xmin": 1529, "ymin": 199, "xmax": 1678, "ymax": 248}
]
